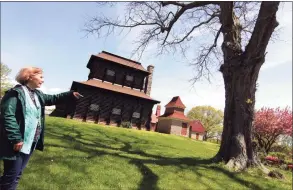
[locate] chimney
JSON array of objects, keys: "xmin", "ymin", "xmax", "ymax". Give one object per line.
[
  {"xmin": 144, "ymin": 65, "xmax": 154, "ymax": 96},
  {"xmin": 155, "ymin": 105, "xmax": 161, "ymax": 116}
]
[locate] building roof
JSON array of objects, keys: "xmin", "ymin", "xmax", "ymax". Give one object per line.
[
  {"xmin": 93, "ymin": 51, "xmax": 149, "ymax": 73},
  {"xmin": 159, "ymin": 110, "xmax": 190, "ymax": 122},
  {"xmin": 189, "ymin": 120, "xmax": 206, "ymax": 133},
  {"xmin": 165, "ymin": 96, "xmax": 186, "ymax": 109},
  {"xmin": 75, "ymin": 79, "xmax": 160, "ymax": 103}
]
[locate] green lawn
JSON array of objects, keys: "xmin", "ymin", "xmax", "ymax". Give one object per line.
[{"xmin": 1, "ymin": 117, "xmax": 292, "ymax": 190}]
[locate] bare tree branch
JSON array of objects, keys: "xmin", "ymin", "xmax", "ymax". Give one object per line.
[
  {"xmin": 85, "ymin": 1, "xmax": 280, "ymax": 84},
  {"xmin": 245, "ymin": 2, "xmax": 280, "ymax": 60},
  {"xmin": 164, "ymin": 12, "xmax": 220, "ymax": 45},
  {"xmin": 131, "ymin": 27, "xmax": 162, "ymax": 60},
  {"xmin": 161, "ymin": 1, "xmax": 219, "ymax": 8},
  {"xmin": 160, "ymin": 2, "xmax": 220, "ymax": 42},
  {"xmin": 189, "ymin": 26, "xmax": 222, "ymax": 84}
]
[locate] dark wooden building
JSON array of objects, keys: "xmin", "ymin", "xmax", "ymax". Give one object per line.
[{"xmin": 51, "ymin": 51, "xmax": 160, "ymax": 129}]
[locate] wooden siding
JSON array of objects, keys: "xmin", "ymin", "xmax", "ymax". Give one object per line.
[
  {"xmin": 88, "ymin": 57, "xmax": 149, "ymax": 90},
  {"xmin": 54, "ymin": 82, "xmax": 156, "ymax": 129}
]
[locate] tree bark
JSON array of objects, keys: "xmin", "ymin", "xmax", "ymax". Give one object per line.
[
  {"xmin": 213, "ymin": 1, "xmax": 280, "ymax": 171},
  {"xmin": 216, "ymin": 59, "xmax": 263, "ymax": 171}
]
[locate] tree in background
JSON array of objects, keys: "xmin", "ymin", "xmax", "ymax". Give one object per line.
[
  {"xmin": 85, "ymin": 2, "xmax": 281, "ymax": 170},
  {"xmin": 0, "ymin": 63, "xmax": 13, "ymax": 98},
  {"xmin": 253, "ymin": 107, "xmax": 292, "ymax": 154},
  {"xmin": 187, "ymin": 106, "xmax": 223, "ymax": 140}
]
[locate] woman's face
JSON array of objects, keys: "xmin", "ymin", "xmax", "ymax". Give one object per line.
[{"xmin": 28, "ymin": 72, "xmax": 44, "ymax": 89}]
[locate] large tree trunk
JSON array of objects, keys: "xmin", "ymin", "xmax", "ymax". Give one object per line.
[
  {"xmin": 216, "ymin": 58, "xmax": 263, "ymax": 171},
  {"xmin": 214, "ymin": 2, "xmax": 280, "ymax": 171}
]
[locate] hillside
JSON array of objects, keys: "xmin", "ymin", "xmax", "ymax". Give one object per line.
[{"xmin": 0, "ymin": 117, "xmax": 292, "ymax": 190}]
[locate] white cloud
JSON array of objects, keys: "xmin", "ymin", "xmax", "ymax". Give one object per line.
[
  {"xmin": 151, "ymin": 72, "xmax": 226, "ymax": 114},
  {"xmin": 255, "ymin": 82, "xmax": 292, "ymax": 110},
  {"xmin": 45, "ymin": 105, "xmax": 56, "ymax": 110},
  {"xmin": 261, "ymin": 60, "xmax": 290, "ymax": 70},
  {"xmin": 11, "ymin": 80, "xmax": 18, "ymax": 85},
  {"xmin": 38, "ymin": 86, "xmax": 67, "ymax": 95},
  {"xmin": 37, "ymin": 85, "xmax": 48, "ymax": 93},
  {"xmin": 261, "ymin": 2, "xmax": 292, "ymax": 70},
  {"xmin": 48, "ymin": 88, "xmax": 65, "ymax": 94},
  {"xmin": 278, "ymin": 2, "xmax": 292, "ymax": 26}
]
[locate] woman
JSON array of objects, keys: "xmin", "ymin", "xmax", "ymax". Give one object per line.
[{"xmin": 0, "ymin": 67, "xmax": 82, "ymax": 190}]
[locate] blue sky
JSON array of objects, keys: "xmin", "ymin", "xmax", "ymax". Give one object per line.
[{"xmin": 1, "ymin": 2, "xmax": 292, "ymax": 113}]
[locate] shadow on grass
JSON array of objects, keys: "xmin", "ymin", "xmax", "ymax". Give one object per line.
[{"xmin": 30, "ymin": 123, "xmax": 269, "ymax": 190}]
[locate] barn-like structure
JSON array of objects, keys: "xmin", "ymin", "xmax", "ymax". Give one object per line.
[
  {"xmin": 156, "ymin": 96, "xmax": 206, "ymax": 140},
  {"xmin": 189, "ymin": 120, "xmax": 206, "ymax": 140},
  {"xmin": 156, "ymin": 96, "xmax": 191, "ymax": 136},
  {"xmin": 51, "ymin": 51, "xmax": 160, "ymax": 129}
]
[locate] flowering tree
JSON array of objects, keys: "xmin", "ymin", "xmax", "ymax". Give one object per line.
[
  {"xmin": 0, "ymin": 63, "xmax": 13, "ymax": 98},
  {"xmin": 253, "ymin": 107, "xmax": 292, "ymax": 154}
]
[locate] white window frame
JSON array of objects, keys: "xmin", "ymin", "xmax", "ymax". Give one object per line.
[
  {"xmin": 106, "ymin": 69, "xmax": 115, "ymax": 76},
  {"xmin": 112, "ymin": 108, "xmax": 121, "ymax": 115},
  {"xmin": 126, "ymin": 75, "xmax": 134, "ymax": 81},
  {"xmin": 89, "ymin": 104, "xmax": 100, "ymax": 112},
  {"xmin": 132, "ymin": 112, "xmax": 140, "ymax": 118}
]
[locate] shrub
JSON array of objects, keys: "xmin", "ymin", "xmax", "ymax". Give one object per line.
[
  {"xmin": 269, "ymin": 152, "xmax": 292, "ymax": 164},
  {"xmin": 265, "ymin": 155, "xmax": 279, "ymax": 162},
  {"xmin": 121, "ymin": 121, "xmax": 132, "ymax": 129},
  {"xmin": 271, "ymin": 144, "xmax": 292, "ymax": 155},
  {"xmin": 269, "ymin": 152, "xmax": 286, "ymax": 161},
  {"xmin": 285, "ymin": 158, "xmax": 292, "ymax": 165}
]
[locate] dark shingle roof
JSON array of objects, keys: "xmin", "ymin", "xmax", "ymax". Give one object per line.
[
  {"xmin": 93, "ymin": 51, "xmax": 148, "ymax": 72},
  {"xmin": 76, "ymin": 79, "xmax": 160, "ymax": 103},
  {"xmin": 165, "ymin": 96, "xmax": 186, "ymax": 109}
]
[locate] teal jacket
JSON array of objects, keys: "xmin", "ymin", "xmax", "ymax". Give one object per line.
[{"xmin": 0, "ymin": 85, "xmax": 74, "ymax": 160}]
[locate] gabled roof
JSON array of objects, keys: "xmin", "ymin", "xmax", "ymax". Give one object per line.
[
  {"xmin": 75, "ymin": 79, "xmax": 160, "ymax": 103},
  {"xmin": 189, "ymin": 120, "xmax": 206, "ymax": 133},
  {"xmin": 165, "ymin": 96, "xmax": 186, "ymax": 109},
  {"xmin": 159, "ymin": 110, "xmax": 190, "ymax": 122},
  {"xmin": 92, "ymin": 51, "xmax": 149, "ymax": 73}
]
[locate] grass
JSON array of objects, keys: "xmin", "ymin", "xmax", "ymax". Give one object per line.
[{"xmin": 0, "ymin": 116, "xmax": 292, "ymax": 190}]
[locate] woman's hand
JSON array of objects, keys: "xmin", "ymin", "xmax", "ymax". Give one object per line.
[
  {"xmin": 73, "ymin": 92, "xmax": 84, "ymax": 99},
  {"xmin": 14, "ymin": 142, "xmax": 24, "ymax": 152}
]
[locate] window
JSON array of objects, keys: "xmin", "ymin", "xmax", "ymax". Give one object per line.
[
  {"xmin": 132, "ymin": 112, "xmax": 140, "ymax": 118},
  {"xmin": 89, "ymin": 104, "xmax": 99, "ymax": 112},
  {"xmin": 112, "ymin": 108, "xmax": 121, "ymax": 115},
  {"xmin": 106, "ymin": 69, "xmax": 115, "ymax": 76},
  {"xmin": 126, "ymin": 75, "xmax": 134, "ymax": 81}
]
